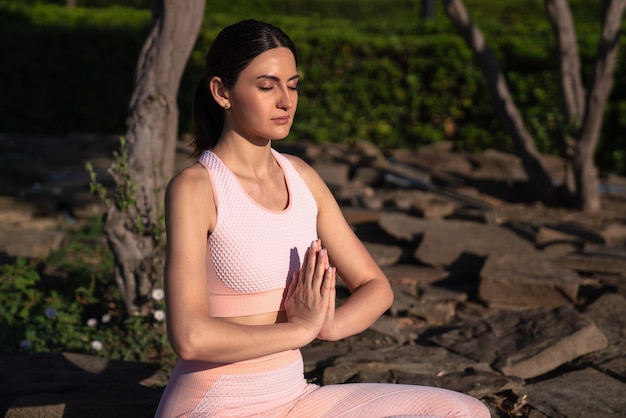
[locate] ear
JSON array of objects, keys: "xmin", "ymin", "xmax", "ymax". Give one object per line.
[{"xmin": 209, "ymin": 76, "xmax": 231, "ymax": 109}]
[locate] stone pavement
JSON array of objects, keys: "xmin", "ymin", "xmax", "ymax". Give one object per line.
[{"xmin": 1, "ymin": 134, "xmax": 626, "ymax": 417}]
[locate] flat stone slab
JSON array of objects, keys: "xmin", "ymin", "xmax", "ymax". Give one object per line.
[
  {"xmin": 363, "ymin": 241, "xmax": 403, "ymax": 267},
  {"xmin": 0, "ymin": 223, "xmax": 65, "ymax": 259},
  {"xmin": 0, "ymin": 352, "xmax": 164, "ymax": 418},
  {"xmin": 428, "ymin": 306, "xmax": 608, "ymax": 379},
  {"xmin": 478, "ymin": 252, "xmax": 580, "ymax": 307},
  {"xmin": 413, "ymin": 221, "xmax": 535, "ymax": 267},
  {"xmin": 555, "ymin": 251, "xmax": 626, "ymax": 275},
  {"xmin": 382, "ymin": 263, "xmax": 448, "ymax": 287},
  {"xmin": 577, "ymin": 293, "xmax": 626, "ymax": 380},
  {"xmin": 391, "ymin": 368, "xmax": 523, "ymax": 399},
  {"xmin": 322, "ymin": 343, "xmax": 492, "ymax": 385},
  {"xmin": 520, "ymin": 368, "xmax": 626, "ymax": 417},
  {"xmin": 378, "ymin": 212, "xmax": 434, "ymax": 242}
]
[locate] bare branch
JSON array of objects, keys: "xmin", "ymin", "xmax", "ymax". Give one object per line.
[
  {"xmin": 545, "ymin": 0, "xmax": 586, "ymax": 128},
  {"xmin": 580, "ymin": 0, "xmax": 626, "ymax": 153},
  {"xmin": 443, "ymin": 0, "xmax": 556, "ymax": 204}
]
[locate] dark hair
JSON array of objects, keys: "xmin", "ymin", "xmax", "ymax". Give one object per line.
[{"xmin": 191, "ymin": 19, "xmax": 298, "ymax": 154}]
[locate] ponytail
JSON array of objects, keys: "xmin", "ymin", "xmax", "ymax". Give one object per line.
[{"xmin": 190, "ymin": 74, "xmax": 223, "ymax": 155}]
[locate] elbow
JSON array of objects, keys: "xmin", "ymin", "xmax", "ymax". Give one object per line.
[
  {"xmin": 168, "ymin": 327, "xmax": 203, "ymax": 361},
  {"xmin": 169, "ymin": 338, "xmax": 195, "ymax": 361},
  {"xmin": 384, "ymin": 283, "xmax": 394, "ymax": 311},
  {"xmin": 173, "ymin": 343, "xmax": 197, "ymax": 362}
]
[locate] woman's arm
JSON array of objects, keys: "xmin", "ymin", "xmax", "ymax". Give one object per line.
[
  {"xmin": 163, "ymin": 165, "xmax": 333, "ymax": 363},
  {"xmin": 287, "ymin": 155, "xmax": 394, "ymax": 341}
]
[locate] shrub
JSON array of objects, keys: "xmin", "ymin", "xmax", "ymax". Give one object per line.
[
  {"xmin": 1, "ymin": 0, "xmax": 624, "ymax": 175},
  {"xmin": 0, "ymin": 217, "xmax": 175, "ymax": 370}
]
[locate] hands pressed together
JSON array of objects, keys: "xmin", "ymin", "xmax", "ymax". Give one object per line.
[{"xmin": 284, "ymin": 239, "xmax": 337, "ymax": 342}]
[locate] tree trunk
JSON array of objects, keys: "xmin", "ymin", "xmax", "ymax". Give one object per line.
[
  {"xmin": 443, "ymin": 0, "xmax": 558, "ymax": 206},
  {"xmin": 573, "ymin": 0, "xmax": 625, "ymax": 212},
  {"xmin": 104, "ymin": 0, "xmax": 205, "ymax": 315},
  {"xmin": 545, "ymin": 0, "xmax": 584, "ymax": 197}
]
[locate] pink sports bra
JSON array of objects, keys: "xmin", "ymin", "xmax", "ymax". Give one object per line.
[{"xmin": 197, "ymin": 149, "xmax": 318, "ymax": 317}]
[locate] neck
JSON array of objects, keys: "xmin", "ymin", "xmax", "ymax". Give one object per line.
[{"xmin": 213, "ymin": 134, "xmax": 275, "ymax": 178}]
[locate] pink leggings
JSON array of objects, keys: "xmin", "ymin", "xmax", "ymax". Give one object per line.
[{"xmin": 155, "ymin": 350, "xmax": 490, "ymax": 417}]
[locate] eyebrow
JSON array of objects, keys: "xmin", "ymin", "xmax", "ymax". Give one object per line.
[{"xmin": 256, "ymin": 74, "xmax": 300, "ymax": 82}]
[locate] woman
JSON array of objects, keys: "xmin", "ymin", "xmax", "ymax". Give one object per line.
[{"xmin": 155, "ymin": 19, "xmax": 490, "ymax": 418}]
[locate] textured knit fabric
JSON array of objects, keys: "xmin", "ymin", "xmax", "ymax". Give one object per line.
[
  {"xmin": 155, "ymin": 149, "xmax": 491, "ymax": 417},
  {"xmin": 197, "ymin": 149, "xmax": 318, "ymax": 317},
  {"xmin": 155, "ymin": 350, "xmax": 490, "ymax": 418}
]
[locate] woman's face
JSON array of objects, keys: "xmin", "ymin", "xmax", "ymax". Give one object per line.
[{"xmin": 225, "ymin": 47, "xmax": 299, "ymax": 142}]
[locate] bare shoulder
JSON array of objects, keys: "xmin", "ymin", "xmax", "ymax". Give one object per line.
[
  {"xmin": 165, "ymin": 163, "xmax": 215, "ymax": 222},
  {"xmin": 167, "ymin": 163, "xmax": 211, "ymax": 198}
]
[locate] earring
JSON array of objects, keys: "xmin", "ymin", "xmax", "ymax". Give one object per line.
[{"xmin": 223, "ymin": 102, "xmax": 231, "ymax": 110}]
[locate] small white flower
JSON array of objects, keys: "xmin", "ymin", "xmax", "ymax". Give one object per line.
[
  {"xmin": 151, "ymin": 288, "xmax": 164, "ymax": 301},
  {"xmin": 153, "ymin": 309, "xmax": 166, "ymax": 322},
  {"xmin": 90, "ymin": 340, "xmax": 103, "ymax": 351},
  {"xmin": 86, "ymin": 318, "xmax": 98, "ymax": 327},
  {"xmin": 101, "ymin": 313, "xmax": 112, "ymax": 323},
  {"xmin": 19, "ymin": 339, "xmax": 31, "ymax": 350}
]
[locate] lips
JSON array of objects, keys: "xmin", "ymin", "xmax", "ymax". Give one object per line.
[{"xmin": 272, "ymin": 116, "xmax": 291, "ymax": 125}]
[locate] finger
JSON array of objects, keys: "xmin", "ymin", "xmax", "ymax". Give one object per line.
[
  {"xmin": 328, "ymin": 268, "xmax": 336, "ymax": 307},
  {"xmin": 311, "ymin": 248, "xmax": 328, "ymax": 290},
  {"xmin": 302, "ymin": 240, "xmax": 319, "ymax": 286},
  {"xmin": 286, "ymin": 270, "xmax": 298, "ymax": 299},
  {"xmin": 322, "ymin": 266, "xmax": 335, "ymax": 292}
]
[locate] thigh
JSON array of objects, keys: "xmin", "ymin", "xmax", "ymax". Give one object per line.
[{"xmin": 288, "ymin": 383, "xmax": 490, "ymax": 418}]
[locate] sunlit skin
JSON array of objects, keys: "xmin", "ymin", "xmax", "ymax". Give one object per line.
[
  {"xmin": 215, "ymin": 47, "xmax": 299, "ymax": 147},
  {"xmin": 163, "ymin": 46, "xmax": 394, "ymax": 363}
]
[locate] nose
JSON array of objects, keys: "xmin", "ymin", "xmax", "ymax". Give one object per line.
[{"xmin": 277, "ymin": 85, "xmax": 295, "ymax": 110}]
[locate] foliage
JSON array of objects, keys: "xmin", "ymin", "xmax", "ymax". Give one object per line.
[
  {"xmin": 0, "ymin": 0, "xmax": 625, "ymax": 176},
  {"xmin": 0, "ymin": 217, "xmax": 176, "ymax": 370},
  {"xmin": 85, "ymin": 136, "xmax": 167, "ymax": 311}
]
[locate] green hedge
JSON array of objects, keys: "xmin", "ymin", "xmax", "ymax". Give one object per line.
[{"xmin": 1, "ymin": 1, "xmax": 625, "ymax": 174}]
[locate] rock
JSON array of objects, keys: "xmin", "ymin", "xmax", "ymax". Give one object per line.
[
  {"xmin": 478, "ymin": 252, "xmax": 580, "ymax": 308},
  {"xmin": 312, "ymin": 160, "xmax": 350, "ymax": 193},
  {"xmin": 369, "ymin": 315, "xmax": 417, "ymax": 344},
  {"xmin": 322, "ymin": 344, "xmax": 492, "ymax": 385},
  {"xmin": 413, "ymin": 220, "xmax": 535, "ymax": 267},
  {"xmin": 602, "ymin": 221, "xmax": 626, "ymax": 247},
  {"xmin": 3, "ymin": 135, "xmax": 626, "ymax": 417},
  {"xmin": 341, "ymin": 207, "xmax": 380, "ymax": 225},
  {"xmin": 411, "ymin": 196, "xmax": 456, "ymax": 219},
  {"xmin": 0, "ymin": 352, "xmax": 164, "ymax": 418},
  {"xmin": 520, "ymin": 368, "xmax": 626, "ymax": 417},
  {"xmin": 352, "ymin": 165, "xmax": 383, "ymax": 186},
  {"xmin": 471, "ymin": 149, "xmax": 529, "ymax": 182},
  {"xmin": 406, "ymin": 299, "xmax": 458, "ymax": 326},
  {"xmin": 0, "ymin": 223, "xmax": 65, "ymax": 259},
  {"xmin": 0, "ymin": 197, "xmax": 36, "ymax": 224},
  {"xmin": 378, "ymin": 212, "xmax": 433, "ymax": 242},
  {"xmin": 392, "ymin": 368, "xmax": 523, "ymax": 399},
  {"xmin": 352, "ymin": 140, "xmax": 386, "ymax": 163},
  {"xmin": 535, "ymin": 226, "xmax": 584, "ymax": 250},
  {"xmin": 577, "ymin": 293, "xmax": 626, "ymax": 380},
  {"xmin": 555, "ymin": 250, "xmax": 626, "ymax": 275},
  {"xmin": 429, "ymin": 306, "xmax": 608, "ymax": 379},
  {"xmin": 363, "ymin": 241, "xmax": 403, "ymax": 267},
  {"xmin": 386, "ymin": 146, "xmax": 474, "ymax": 178},
  {"xmin": 584, "ymin": 293, "xmax": 626, "ymax": 344},
  {"xmin": 382, "ymin": 264, "xmax": 448, "ymax": 287}
]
